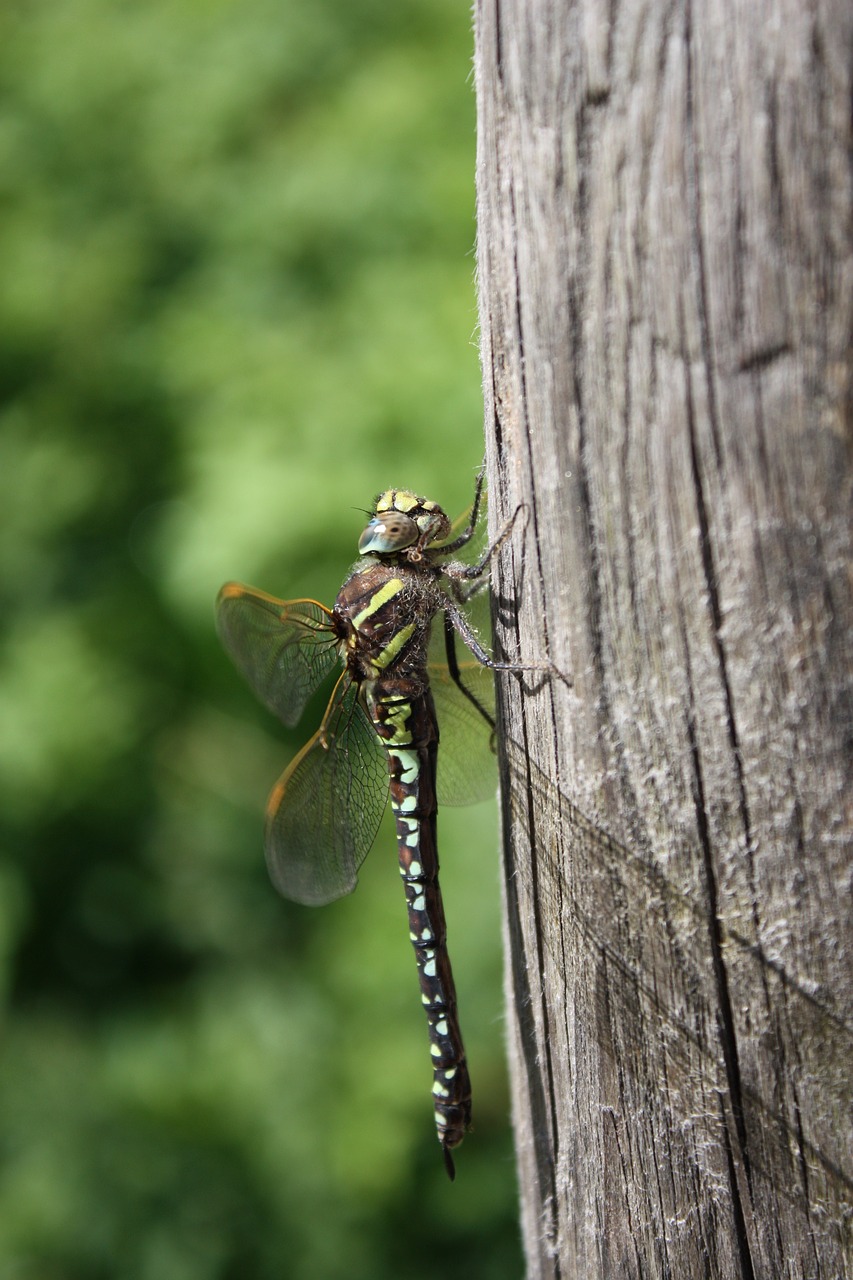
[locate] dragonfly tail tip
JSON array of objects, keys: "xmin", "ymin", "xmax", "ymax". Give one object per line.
[{"xmin": 442, "ymin": 1144, "xmax": 457, "ymax": 1181}]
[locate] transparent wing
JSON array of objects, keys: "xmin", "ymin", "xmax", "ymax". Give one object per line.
[
  {"xmin": 265, "ymin": 677, "xmax": 390, "ymax": 905},
  {"xmin": 429, "ymin": 592, "xmax": 499, "ymax": 807},
  {"xmin": 216, "ymin": 582, "xmax": 339, "ymax": 727},
  {"xmin": 431, "ymin": 659, "xmax": 498, "ymax": 806}
]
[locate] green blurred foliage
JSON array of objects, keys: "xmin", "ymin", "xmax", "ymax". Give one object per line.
[{"xmin": 0, "ymin": 0, "xmax": 522, "ymax": 1276}]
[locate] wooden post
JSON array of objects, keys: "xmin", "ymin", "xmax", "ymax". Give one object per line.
[{"xmin": 474, "ymin": 1, "xmax": 852, "ymax": 1275}]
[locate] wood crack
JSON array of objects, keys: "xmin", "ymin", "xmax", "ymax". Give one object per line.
[{"xmin": 504, "ymin": 174, "xmax": 564, "ymax": 1275}]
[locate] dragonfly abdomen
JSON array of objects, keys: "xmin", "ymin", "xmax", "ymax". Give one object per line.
[{"xmin": 370, "ymin": 685, "xmax": 472, "ymax": 1178}]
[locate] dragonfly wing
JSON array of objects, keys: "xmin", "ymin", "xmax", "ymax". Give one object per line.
[
  {"xmin": 216, "ymin": 583, "xmax": 340, "ymax": 727},
  {"xmin": 265, "ymin": 678, "xmax": 390, "ymax": 905},
  {"xmin": 430, "ymin": 658, "xmax": 498, "ymax": 808}
]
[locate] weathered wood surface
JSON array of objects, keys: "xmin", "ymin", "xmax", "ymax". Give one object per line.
[{"xmin": 474, "ymin": 1, "xmax": 852, "ymax": 1276}]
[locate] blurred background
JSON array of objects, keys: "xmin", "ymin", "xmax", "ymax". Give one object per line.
[{"xmin": 0, "ymin": 0, "xmax": 522, "ymax": 1277}]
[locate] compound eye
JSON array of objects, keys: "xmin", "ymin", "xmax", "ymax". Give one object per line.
[{"xmin": 358, "ymin": 511, "xmax": 418, "ymax": 555}]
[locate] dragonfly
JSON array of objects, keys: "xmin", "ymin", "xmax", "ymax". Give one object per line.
[{"xmin": 215, "ymin": 471, "xmax": 524, "ymax": 1179}]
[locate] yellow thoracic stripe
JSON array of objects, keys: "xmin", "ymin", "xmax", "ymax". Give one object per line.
[
  {"xmin": 372, "ymin": 622, "xmax": 416, "ymax": 670},
  {"xmin": 351, "ymin": 577, "xmax": 405, "ymax": 630}
]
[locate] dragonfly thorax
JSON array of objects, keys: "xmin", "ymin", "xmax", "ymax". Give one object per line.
[{"xmin": 334, "ymin": 560, "xmax": 441, "ymax": 685}]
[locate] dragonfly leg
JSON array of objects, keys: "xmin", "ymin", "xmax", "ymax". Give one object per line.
[
  {"xmin": 444, "ymin": 598, "xmax": 572, "ymax": 693},
  {"xmin": 444, "ymin": 502, "xmax": 526, "ymax": 588},
  {"xmin": 443, "ymin": 599, "xmax": 530, "ymax": 674},
  {"xmin": 442, "ymin": 612, "xmax": 497, "ymax": 734},
  {"xmin": 433, "ymin": 463, "xmax": 487, "ymax": 556}
]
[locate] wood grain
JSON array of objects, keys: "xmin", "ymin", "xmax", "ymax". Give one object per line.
[{"xmin": 474, "ymin": 0, "xmax": 852, "ymax": 1275}]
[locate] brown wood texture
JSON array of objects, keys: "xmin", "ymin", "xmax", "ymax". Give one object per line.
[{"xmin": 474, "ymin": 1, "xmax": 852, "ymax": 1276}]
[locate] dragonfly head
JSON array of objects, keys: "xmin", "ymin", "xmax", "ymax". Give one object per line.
[{"xmin": 358, "ymin": 490, "xmax": 451, "ymax": 561}]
